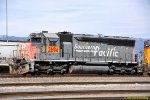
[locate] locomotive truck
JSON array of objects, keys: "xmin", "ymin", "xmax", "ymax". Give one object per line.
[{"xmin": 8, "ymin": 31, "xmax": 143, "ymax": 75}]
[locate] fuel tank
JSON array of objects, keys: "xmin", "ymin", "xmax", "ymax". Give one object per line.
[{"xmin": 69, "ymin": 65, "xmax": 109, "ymax": 74}]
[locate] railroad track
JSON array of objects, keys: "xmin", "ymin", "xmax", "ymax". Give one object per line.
[
  {"xmin": 1, "ymin": 90, "xmax": 150, "ymax": 100},
  {"xmin": 0, "ymin": 73, "xmax": 148, "ymax": 78},
  {"xmin": 0, "ymin": 77, "xmax": 150, "ymax": 99}
]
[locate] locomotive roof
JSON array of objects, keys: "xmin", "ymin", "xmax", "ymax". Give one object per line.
[
  {"xmin": 43, "ymin": 33, "xmax": 59, "ymax": 38},
  {"xmin": 0, "ymin": 40, "xmax": 26, "ymax": 42},
  {"xmin": 145, "ymin": 40, "xmax": 150, "ymax": 43},
  {"xmin": 144, "ymin": 40, "xmax": 150, "ymax": 47},
  {"xmin": 74, "ymin": 35, "xmax": 135, "ymax": 46},
  {"xmin": 74, "ymin": 34, "xmax": 133, "ymax": 39},
  {"xmin": 28, "ymin": 31, "xmax": 135, "ymax": 46},
  {"xmin": 0, "ymin": 41, "xmax": 19, "ymax": 46}
]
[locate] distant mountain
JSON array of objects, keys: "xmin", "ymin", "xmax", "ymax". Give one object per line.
[
  {"xmin": 0, "ymin": 35, "xmax": 27, "ymax": 41},
  {"xmin": 135, "ymin": 38, "xmax": 144, "ymax": 53},
  {"xmin": 135, "ymin": 38, "xmax": 146, "ymax": 61}
]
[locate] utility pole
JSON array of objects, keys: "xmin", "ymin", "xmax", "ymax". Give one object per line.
[{"xmin": 6, "ymin": 0, "xmax": 8, "ymax": 42}]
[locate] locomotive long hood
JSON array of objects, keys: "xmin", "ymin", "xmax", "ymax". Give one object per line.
[{"xmin": 74, "ymin": 36, "xmax": 135, "ymax": 46}]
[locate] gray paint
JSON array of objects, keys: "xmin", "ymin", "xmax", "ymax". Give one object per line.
[
  {"xmin": 72, "ymin": 35, "xmax": 135, "ymax": 63},
  {"xmin": 26, "ymin": 32, "xmax": 136, "ymax": 63},
  {"xmin": 36, "ymin": 33, "xmax": 60, "ymax": 60},
  {"xmin": 62, "ymin": 42, "xmax": 72, "ymax": 59}
]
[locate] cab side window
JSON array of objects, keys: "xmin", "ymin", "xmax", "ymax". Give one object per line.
[{"xmin": 49, "ymin": 41, "xmax": 56, "ymax": 46}]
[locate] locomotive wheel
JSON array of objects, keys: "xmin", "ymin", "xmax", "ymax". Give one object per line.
[
  {"xmin": 48, "ymin": 71, "xmax": 55, "ymax": 75},
  {"xmin": 22, "ymin": 73, "xmax": 27, "ymax": 76},
  {"xmin": 138, "ymin": 72, "xmax": 143, "ymax": 75},
  {"xmin": 30, "ymin": 73, "xmax": 35, "ymax": 76},
  {"xmin": 49, "ymin": 72, "xmax": 55, "ymax": 75},
  {"xmin": 131, "ymin": 69, "xmax": 136, "ymax": 74},
  {"xmin": 36, "ymin": 72, "xmax": 41, "ymax": 75},
  {"xmin": 35, "ymin": 71, "xmax": 41, "ymax": 75},
  {"xmin": 60, "ymin": 69, "xmax": 66, "ymax": 75},
  {"xmin": 120, "ymin": 70, "xmax": 125, "ymax": 75},
  {"xmin": 60, "ymin": 71, "xmax": 64, "ymax": 75},
  {"xmin": 98, "ymin": 73, "xmax": 102, "ymax": 75},
  {"xmin": 47, "ymin": 69, "xmax": 53, "ymax": 75},
  {"xmin": 108, "ymin": 69, "xmax": 114, "ymax": 75},
  {"xmin": 147, "ymin": 72, "xmax": 150, "ymax": 75}
]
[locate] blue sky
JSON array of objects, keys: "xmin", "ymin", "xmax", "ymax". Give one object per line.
[{"xmin": 0, "ymin": 0, "xmax": 150, "ymax": 38}]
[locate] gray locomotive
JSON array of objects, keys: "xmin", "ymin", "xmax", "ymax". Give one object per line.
[
  {"xmin": 12, "ymin": 31, "xmax": 143, "ymax": 75},
  {"xmin": 8, "ymin": 31, "xmax": 143, "ymax": 75}
]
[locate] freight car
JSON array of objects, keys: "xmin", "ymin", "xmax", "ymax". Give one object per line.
[
  {"xmin": 144, "ymin": 40, "xmax": 150, "ymax": 75},
  {"xmin": 10, "ymin": 31, "xmax": 143, "ymax": 75},
  {"xmin": 0, "ymin": 41, "xmax": 19, "ymax": 73}
]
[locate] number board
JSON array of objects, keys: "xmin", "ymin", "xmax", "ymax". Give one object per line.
[{"xmin": 47, "ymin": 46, "xmax": 60, "ymax": 53}]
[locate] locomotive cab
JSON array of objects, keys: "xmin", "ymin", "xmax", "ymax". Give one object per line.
[
  {"xmin": 27, "ymin": 31, "xmax": 65, "ymax": 74},
  {"xmin": 28, "ymin": 31, "xmax": 60, "ymax": 60}
]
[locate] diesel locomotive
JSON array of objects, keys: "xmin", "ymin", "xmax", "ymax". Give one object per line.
[
  {"xmin": 144, "ymin": 40, "xmax": 150, "ymax": 75},
  {"xmin": 7, "ymin": 31, "xmax": 143, "ymax": 75}
]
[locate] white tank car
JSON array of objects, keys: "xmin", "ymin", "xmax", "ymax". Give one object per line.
[{"xmin": 0, "ymin": 41, "xmax": 19, "ymax": 73}]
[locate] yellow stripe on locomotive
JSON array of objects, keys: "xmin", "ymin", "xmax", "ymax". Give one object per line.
[
  {"xmin": 144, "ymin": 40, "xmax": 150, "ymax": 65},
  {"xmin": 144, "ymin": 48, "xmax": 150, "ymax": 65}
]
